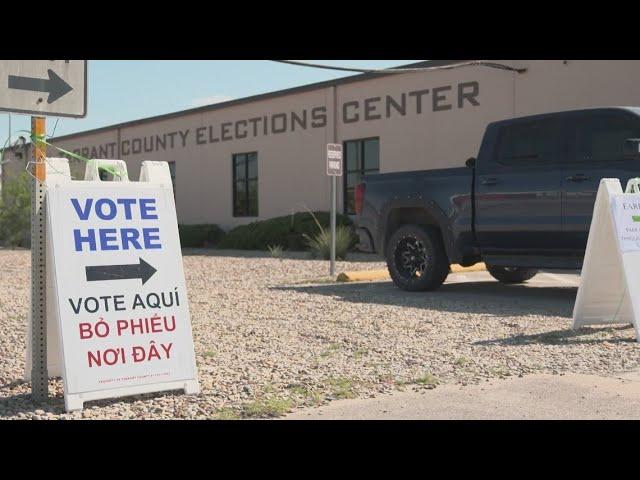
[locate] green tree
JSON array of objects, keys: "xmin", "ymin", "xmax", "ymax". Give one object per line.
[{"xmin": 0, "ymin": 172, "xmax": 31, "ymax": 247}]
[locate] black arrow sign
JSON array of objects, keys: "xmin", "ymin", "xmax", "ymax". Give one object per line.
[
  {"xmin": 85, "ymin": 258, "xmax": 157, "ymax": 285},
  {"xmin": 8, "ymin": 69, "xmax": 73, "ymax": 104}
]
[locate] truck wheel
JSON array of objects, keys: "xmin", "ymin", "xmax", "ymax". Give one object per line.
[
  {"xmin": 386, "ymin": 224, "xmax": 449, "ymax": 291},
  {"xmin": 486, "ymin": 265, "xmax": 538, "ymax": 284}
]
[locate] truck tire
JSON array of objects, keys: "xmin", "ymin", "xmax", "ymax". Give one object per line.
[
  {"xmin": 486, "ymin": 265, "xmax": 538, "ymax": 284},
  {"xmin": 385, "ymin": 224, "xmax": 449, "ymax": 291}
]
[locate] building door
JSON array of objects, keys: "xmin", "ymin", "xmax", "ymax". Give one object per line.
[{"xmin": 344, "ymin": 137, "xmax": 379, "ymax": 214}]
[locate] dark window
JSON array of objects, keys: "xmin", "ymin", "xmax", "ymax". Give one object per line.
[
  {"xmin": 574, "ymin": 113, "xmax": 640, "ymax": 163},
  {"xmin": 168, "ymin": 161, "xmax": 176, "ymax": 198},
  {"xmin": 233, "ymin": 152, "xmax": 258, "ymax": 217},
  {"xmin": 98, "ymin": 167, "xmax": 110, "ymax": 181},
  {"xmin": 497, "ymin": 120, "xmax": 560, "ymax": 166},
  {"xmin": 344, "ymin": 137, "xmax": 379, "ymax": 214},
  {"xmin": 98, "ymin": 167, "xmax": 116, "ymax": 181}
]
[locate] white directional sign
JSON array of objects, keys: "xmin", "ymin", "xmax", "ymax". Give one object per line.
[
  {"xmin": 46, "ymin": 159, "xmax": 199, "ymax": 411},
  {"xmin": 327, "ymin": 143, "xmax": 343, "ymax": 176},
  {"xmin": 0, "ymin": 60, "xmax": 87, "ymax": 117}
]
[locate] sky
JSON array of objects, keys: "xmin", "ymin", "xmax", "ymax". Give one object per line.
[{"xmin": 0, "ymin": 60, "xmax": 422, "ymax": 142}]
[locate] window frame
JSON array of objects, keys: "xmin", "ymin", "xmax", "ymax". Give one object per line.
[
  {"xmin": 232, "ymin": 151, "xmax": 259, "ymax": 217},
  {"xmin": 343, "ymin": 137, "xmax": 380, "ymax": 214}
]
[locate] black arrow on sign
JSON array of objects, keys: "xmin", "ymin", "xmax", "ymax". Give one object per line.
[
  {"xmin": 8, "ymin": 69, "xmax": 73, "ymax": 104},
  {"xmin": 85, "ymin": 258, "xmax": 157, "ymax": 285}
]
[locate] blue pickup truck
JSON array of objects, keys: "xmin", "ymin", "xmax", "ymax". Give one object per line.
[{"xmin": 356, "ymin": 107, "xmax": 640, "ymax": 291}]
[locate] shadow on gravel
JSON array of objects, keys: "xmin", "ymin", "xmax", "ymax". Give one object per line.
[
  {"xmin": 0, "ymin": 392, "xmax": 66, "ymax": 417},
  {"xmin": 474, "ymin": 325, "xmax": 635, "ymax": 346},
  {"xmin": 0, "ymin": 379, "xmax": 28, "ymax": 390},
  {"xmin": 181, "ymin": 248, "xmax": 381, "ymax": 262},
  {"xmin": 0, "ymin": 382, "xmax": 183, "ymax": 417},
  {"xmin": 274, "ymin": 280, "xmax": 578, "ymax": 317}
]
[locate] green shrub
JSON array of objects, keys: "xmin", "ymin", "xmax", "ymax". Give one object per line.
[
  {"xmin": 0, "ymin": 172, "xmax": 31, "ymax": 248},
  {"xmin": 267, "ymin": 244, "xmax": 284, "ymax": 258},
  {"xmin": 217, "ymin": 211, "xmax": 354, "ymax": 251},
  {"xmin": 304, "ymin": 223, "xmax": 353, "ymax": 260},
  {"xmin": 178, "ymin": 224, "xmax": 225, "ymax": 248}
]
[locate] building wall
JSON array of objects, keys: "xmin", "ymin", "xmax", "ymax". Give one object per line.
[
  {"xmin": 8, "ymin": 60, "xmax": 640, "ymax": 229},
  {"xmin": 513, "ymin": 60, "xmax": 640, "ymax": 116},
  {"xmin": 112, "ymin": 87, "xmax": 335, "ymax": 227}
]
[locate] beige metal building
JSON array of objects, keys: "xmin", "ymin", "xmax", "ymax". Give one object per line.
[{"xmin": 5, "ymin": 60, "xmax": 640, "ymax": 229}]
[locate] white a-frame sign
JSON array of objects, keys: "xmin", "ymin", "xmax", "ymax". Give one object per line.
[
  {"xmin": 26, "ymin": 158, "xmax": 199, "ymax": 411},
  {"xmin": 573, "ymin": 177, "xmax": 640, "ymax": 340}
]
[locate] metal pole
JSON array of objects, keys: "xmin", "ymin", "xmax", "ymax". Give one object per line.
[
  {"xmin": 2, "ymin": 113, "xmax": 10, "ymax": 187},
  {"xmin": 330, "ymin": 175, "xmax": 336, "ymax": 276},
  {"xmin": 31, "ymin": 116, "xmax": 47, "ymax": 402}
]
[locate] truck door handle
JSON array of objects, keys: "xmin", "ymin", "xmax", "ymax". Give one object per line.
[
  {"xmin": 481, "ymin": 178, "xmax": 498, "ymax": 186},
  {"xmin": 566, "ymin": 174, "xmax": 590, "ymax": 182}
]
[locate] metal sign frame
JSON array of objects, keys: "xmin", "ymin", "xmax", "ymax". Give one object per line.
[{"xmin": 0, "ymin": 61, "xmax": 88, "ymax": 118}]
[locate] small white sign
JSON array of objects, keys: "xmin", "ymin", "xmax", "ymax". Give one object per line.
[
  {"xmin": 0, "ymin": 60, "xmax": 87, "ymax": 118},
  {"xmin": 46, "ymin": 161, "xmax": 199, "ymax": 410},
  {"xmin": 327, "ymin": 143, "xmax": 343, "ymax": 176},
  {"xmin": 612, "ymin": 194, "xmax": 640, "ymax": 252}
]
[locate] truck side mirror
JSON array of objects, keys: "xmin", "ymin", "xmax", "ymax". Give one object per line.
[
  {"xmin": 465, "ymin": 157, "xmax": 476, "ymax": 168},
  {"xmin": 624, "ymin": 139, "xmax": 640, "ymax": 159}
]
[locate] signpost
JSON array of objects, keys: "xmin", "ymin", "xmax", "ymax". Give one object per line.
[
  {"xmin": 0, "ymin": 61, "xmax": 88, "ymax": 403},
  {"xmin": 327, "ymin": 143, "xmax": 343, "ymax": 276},
  {"xmin": 46, "ymin": 159, "xmax": 199, "ymax": 411},
  {"xmin": 30, "ymin": 117, "xmax": 48, "ymax": 401}
]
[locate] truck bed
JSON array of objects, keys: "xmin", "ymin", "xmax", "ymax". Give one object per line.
[{"xmin": 358, "ymin": 166, "xmax": 475, "ymax": 263}]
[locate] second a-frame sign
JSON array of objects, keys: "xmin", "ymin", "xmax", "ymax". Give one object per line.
[{"xmin": 573, "ymin": 178, "xmax": 640, "ymax": 341}]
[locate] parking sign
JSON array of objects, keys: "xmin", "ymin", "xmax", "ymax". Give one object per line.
[{"xmin": 327, "ymin": 143, "xmax": 343, "ymax": 176}]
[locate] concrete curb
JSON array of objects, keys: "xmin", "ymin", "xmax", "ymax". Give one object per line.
[{"xmin": 336, "ymin": 263, "xmax": 486, "ymax": 282}]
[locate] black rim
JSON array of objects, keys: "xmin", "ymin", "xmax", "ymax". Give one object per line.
[{"xmin": 394, "ymin": 236, "xmax": 428, "ymax": 279}]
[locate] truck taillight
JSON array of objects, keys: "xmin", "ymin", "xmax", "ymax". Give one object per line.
[{"xmin": 355, "ymin": 183, "xmax": 365, "ymax": 215}]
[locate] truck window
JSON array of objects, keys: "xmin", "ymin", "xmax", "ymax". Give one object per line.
[
  {"xmin": 574, "ymin": 113, "xmax": 640, "ymax": 163},
  {"xmin": 496, "ymin": 120, "xmax": 558, "ymax": 166}
]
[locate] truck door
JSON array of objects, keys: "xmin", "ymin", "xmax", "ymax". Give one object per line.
[
  {"xmin": 562, "ymin": 110, "xmax": 640, "ymax": 252},
  {"xmin": 475, "ymin": 118, "xmax": 564, "ymax": 254}
]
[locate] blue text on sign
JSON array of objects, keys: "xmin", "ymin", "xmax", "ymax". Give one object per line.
[{"xmin": 71, "ymin": 197, "xmax": 162, "ymax": 252}]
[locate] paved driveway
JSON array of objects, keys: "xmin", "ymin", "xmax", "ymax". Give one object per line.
[{"xmin": 286, "ymin": 370, "xmax": 640, "ymax": 420}]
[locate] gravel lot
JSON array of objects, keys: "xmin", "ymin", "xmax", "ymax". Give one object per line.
[{"xmin": 1, "ymin": 248, "xmax": 639, "ymax": 419}]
